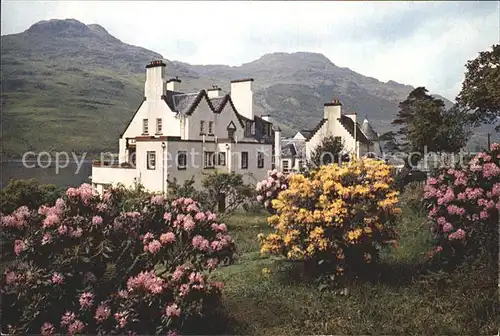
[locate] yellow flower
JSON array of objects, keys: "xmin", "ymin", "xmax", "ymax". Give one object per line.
[{"xmin": 262, "ymin": 267, "xmax": 271, "ymax": 276}]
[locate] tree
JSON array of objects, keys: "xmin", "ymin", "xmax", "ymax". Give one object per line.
[
  {"xmin": 201, "ymin": 172, "xmax": 253, "ymax": 216},
  {"xmin": 391, "ymin": 87, "xmax": 470, "ymax": 157},
  {"xmin": 307, "ymin": 135, "xmax": 344, "ymax": 169},
  {"xmin": 456, "ymin": 44, "xmax": 500, "ymax": 131}
]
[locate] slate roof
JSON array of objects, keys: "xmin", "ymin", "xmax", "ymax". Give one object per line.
[
  {"xmin": 360, "ymin": 119, "xmax": 378, "ymax": 141},
  {"xmin": 304, "ymin": 119, "xmax": 328, "ymax": 141},
  {"xmin": 280, "ymin": 138, "xmax": 306, "ymax": 158},
  {"xmin": 338, "ymin": 115, "xmax": 370, "ymax": 143}
]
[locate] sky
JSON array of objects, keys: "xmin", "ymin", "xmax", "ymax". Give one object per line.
[{"xmin": 1, "ymin": 1, "xmax": 499, "ymax": 101}]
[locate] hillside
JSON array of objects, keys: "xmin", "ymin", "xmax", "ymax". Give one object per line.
[{"xmin": 3, "ymin": 18, "xmax": 487, "ymax": 158}]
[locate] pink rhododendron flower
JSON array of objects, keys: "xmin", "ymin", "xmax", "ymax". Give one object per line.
[
  {"xmin": 43, "ymin": 214, "xmax": 60, "ymax": 228},
  {"xmin": 186, "ymin": 203, "xmax": 199, "ymax": 212},
  {"xmin": 207, "ymin": 258, "xmax": 218, "ymax": 269},
  {"xmin": 449, "ymin": 228, "xmax": 466, "ymax": 240},
  {"xmin": 61, "ymin": 312, "xmax": 76, "ymax": 326},
  {"xmin": 51, "ymin": 272, "xmax": 64, "ymax": 284},
  {"xmin": 172, "ymin": 266, "xmax": 184, "ymax": 281},
  {"xmin": 164, "ymin": 212, "xmax": 172, "ymax": 221},
  {"xmin": 41, "ymin": 232, "xmax": 53, "ymax": 245},
  {"xmin": 127, "ymin": 271, "xmax": 165, "ymax": 294},
  {"xmin": 79, "ymin": 292, "xmax": 94, "ymax": 309},
  {"xmin": 14, "ymin": 240, "xmax": 26, "ymax": 255},
  {"xmin": 68, "ymin": 320, "xmax": 85, "ymax": 335},
  {"xmin": 70, "ymin": 227, "xmax": 83, "ymax": 238},
  {"xmin": 160, "ymin": 232, "xmax": 176, "ymax": 244},
  {"xmin": 256, "ymin": 195, "xmax": 264, "ymax": 202},
  {"xmin": 96, "ymin": 202, "xmax": 107, "ymax": 212},
  {"xmin": 437, "ymin": 217, "xmax": 446, "ymax": 225},
  {"xmin": 442, "ymin": 223, "xmax": 453, "ymax": 233},
  {"xmin": 40, "ymin": 322, "xmax": 55, "ymax": 336},
  {"xmin": 183, "ymin": 215, "xmax": 196, "ymax": 231},
  {"xmin": 145, "ymin": 240, "xmax": 162, "ymax": 254},
  {"xmin": 480, "ymin": 210, "xmax": 489, "ymax": 219},
  {"xmin": 57, "ymin": 225, "xmax": 68, "ymax": 235},
  {"xmin": 5, "ymin": 271, "xmax": 19, "ymax": 285},
  {"xmin": 94, "ymin": 303, "xmax": 111, "ymax": 323},
  {"xmin": 194, "ymin": 211, "xmax": 206, "ymax": 221},
  {"xmin": 114, "ymin": 311, "xmax": 128, "ymax": 329},
  {"xmin": 165, "ymin": 303, "xmax": 181, "ymax": 317},
  {"xmin": 92, "ymin": 215, "xmax": 103, "ymax": 226},
  {"xmin": 151, "ymin": 195, "xmax": 164, "ymax": 205},
  {"xmin": 206, "ymin": 212, "xmax": 217, "ymax": 221},
  {"xmin": 192, "ymin": 235, "xmax": 210, "ymax": 251},
  {"xmin": 118, "ymin": 290, "xmax": 128, "ymax": 298},
  {"xmin": 179, "ymin": 283, "xmax": 190, "ymax": 296},
  {"xmin": 436, "ymin": 246, "xmax": 443, "ymax": 253}
]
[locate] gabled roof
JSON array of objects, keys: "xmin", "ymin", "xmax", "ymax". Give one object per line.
[
  {"xmin": 305, "ymin": 119, "xmax": 328, "ymax": 141},
  {"xmin": 281, "ymin": 139, "xmax": 306, "ymax": 158},
  {"xmin": 120, "ymin": 97, "xmax": 146, "ymax": 137},
  {"xmin": 338, "ymin": 115, "xmax": 370, "ymax": 143},
  {"xmin": 360, "ymin": 119, "xmax": 378, "ymax": 141}
]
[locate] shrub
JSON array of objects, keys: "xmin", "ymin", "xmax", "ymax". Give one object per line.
[
  {"xmin": 255, "ymin": 169, "xmax": 290, "ymax": 213},
  {"xmin": 168, "ymin": 172, "xmax": 252, "ymax": 216},
  {"xmin": 400, "ymin": 182, "xmax": 426, "ymax": 214},
  {"xmin": 307, "ymin": 135, "xmax": 344, "ymax": 171},
  {"xmin": 0, "ymin": 179, "xmax": 62, "ymax": 214},
  {"xmin": 258, "ymin": 159, "xmax": 400, "ymax": 284},
  {"xmin": 423, "ymin": 143, "xmax": 500, "ymax": 269},
  {"xmin": 1, "ymin": 184, "xmax": 235, "ymax": 335}
]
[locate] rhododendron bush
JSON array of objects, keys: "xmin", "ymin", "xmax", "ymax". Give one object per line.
[
  {"xmin": 424, "ymin": 144, "xmax": 500, "ymax": 265},
  {"xmin": 255, "ymin": 169, "xmax": 290, "ymax": 213},
  {"xmin": 259, "ymin": 159, "xmax": 400, "ymax": 282},
  {"xmin": 1, "ymin": 184, "xmax": 235, "ymax": 335}
]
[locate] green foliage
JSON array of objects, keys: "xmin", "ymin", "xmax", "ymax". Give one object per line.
[
  {"xmin": 168, "ymin": 172, "xmax": 253, "ymax": 216},
  {"xmin": 391, "ymin": 87, "xmax": 471, "ymax": 154},
  {"xmin": 307, "ymin": 135, "xmax": 344, "ymax": 170},
  {"xmin": 456, "ymin": 44, "xmax": 500, "ymax": 131},
  {"xmin": 0, "ymin": 179, "xmax": 62, "ymax": 214}
]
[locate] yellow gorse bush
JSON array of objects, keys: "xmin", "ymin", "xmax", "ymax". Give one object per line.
[{"xmin": 259, "ymin": 159, "xmax": 400, "ymax": 278}]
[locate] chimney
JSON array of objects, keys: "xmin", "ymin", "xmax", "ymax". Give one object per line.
[
  {"xmin": 167, "ymin": 77, "xmax": 181, "ymax": 92},
  {"xmin": 207, "ymin": 85, "xmax": 222, "ymax": 98},
  {"xmin": 324, "ymin": 98, "xmax": 342, "ymax": 135},
  {"xmin": 274, "ymin": 127, "xmax": 282, "ymax": 171},
  {"xmin": 345, "ymin": 112, "xmax": 357, "ymax": 125},
  {"xmin": 145, "ymin": 60, "xmax": 167, "ymax": 100},
  {"xmin": 230, "ymin": 78, "xmax": 254, "ymax": 120}
]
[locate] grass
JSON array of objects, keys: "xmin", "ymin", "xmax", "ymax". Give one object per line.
[{"xmin": 207, "ymin": 208, "xmax": 500, "ymax": 335}]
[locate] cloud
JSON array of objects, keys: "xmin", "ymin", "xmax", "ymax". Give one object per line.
[{"xmin": 1, "ymin": 1, "xmax": 498, "ymax": 101}]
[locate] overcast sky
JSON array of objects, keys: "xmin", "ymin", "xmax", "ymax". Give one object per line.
[{"xmin": 1, "ymin": 1, "xmax": 499, "ymax": 101}]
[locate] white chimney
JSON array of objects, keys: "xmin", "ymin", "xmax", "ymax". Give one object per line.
[
  {"xmin": 274, "ymin": 127, "xmax": 282, "ymax": 171},
  {"xmin": 345, "ymin": 113, "xmax": 357, "ymax": 125},
  {"xmin": 167, "ymin": 77, "xmax": 181, "ymax": 92},
  {"xmin": 207, "ymin": 86, "xmax": 222, "ymax": 98},
  {"xmin": 144, "ymin": 60, "xmax": 167, "ymax": 100},
  {"xmin": 324, "ymin": 99, "xmax": 342, "ymax": 134},
  {"xmin": 230, "ymin": 78, "xmax": 254, "ymax": 120}
]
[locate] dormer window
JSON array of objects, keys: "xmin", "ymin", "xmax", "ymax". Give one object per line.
[{"xmin": 227, "ymin": 121, "xmax": 237, "ymax": 141}]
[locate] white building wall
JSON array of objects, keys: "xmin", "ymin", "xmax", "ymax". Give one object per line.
[{"xmin": 92, "ymin": 166, "xmax": 137, "ymax": 189}]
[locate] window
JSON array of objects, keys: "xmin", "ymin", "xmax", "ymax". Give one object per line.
[
  {"xmin": 218, "ymin": 152, "xmax": 226, "ymax": 166},
  {"xmin": 204, "ymin": 151, "xmax": 215, "ymax": 168},
  {"xmin": 143, "ymin": 119, "xmax": 149, "ymax": 134},
  {"xmin": 228, "ymin": 128, "xmax": 235, "ymax": 140},
  {"xmin": 257, "ymin": 151, "xmax": 264, "ymax": 168},
  {"xmin": 283, "ymin": 160, "xmax": 290, "ymax": 172},
  {"xmin": 241, "ymin": 151, "xmax": 248, "ymax": 169},
  {"xmin": 208, "ymin": 121, "xmax": 214, "ymax": 135},
  {"xmin": 244, "ymin": 121, "xmax": 252, "ymax": 137},
  {"xmin": 177, "ymin": 151, "xmax": 187, "ymax": 170},
  {"xmin": 200, "ymin": 121, "xmax": 205, "ymax": 135},
  {"xmin": 297, "ymin": 160, "xmax": 304, "ymax": 171},
  {"xmin": 147, "ymin": 151, "xmax": 156, "ymax": 170},
  {"xmin": 156, "ymin": 118, "xmax": 163, "ymax": 134}
]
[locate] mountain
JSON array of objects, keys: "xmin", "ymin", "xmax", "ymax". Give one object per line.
[{"xmin": 2, "ymin": 18, "xmax": 482, "ymax": 158}]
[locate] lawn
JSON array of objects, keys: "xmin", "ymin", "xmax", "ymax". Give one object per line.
[{"xmin": 209, "ymin": 208, "xmax": 499, "ymax": 335}]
